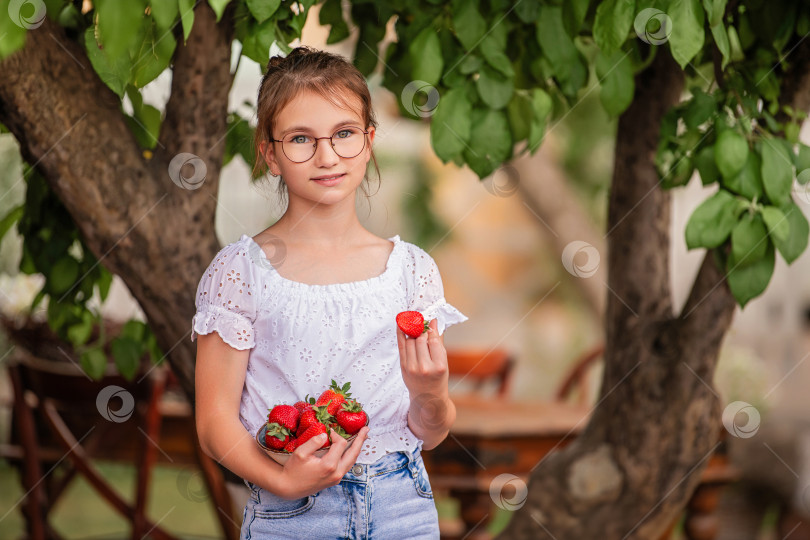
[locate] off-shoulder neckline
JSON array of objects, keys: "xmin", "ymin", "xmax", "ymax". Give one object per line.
[{"xmin": 239, "ymin": 234, "xmax": 403, "ymax": 294}]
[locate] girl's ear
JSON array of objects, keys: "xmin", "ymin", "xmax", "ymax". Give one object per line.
[
  {"xmin": 364, "ymin": 126, "xmax": 376, "ymax": 160},
  {"xmin": 260, "ymin": 140, "xmax": 282, "ymax": 176}
]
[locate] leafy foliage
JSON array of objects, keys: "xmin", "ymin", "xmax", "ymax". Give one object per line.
[{"xmin": 2, "ymin": 0, "xmax": 810, "ymax": 383}]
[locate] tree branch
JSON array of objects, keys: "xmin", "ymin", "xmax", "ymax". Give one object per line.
[{"xmin": 605, "ymin": 49, "xmax": 683, "ymax": 344}]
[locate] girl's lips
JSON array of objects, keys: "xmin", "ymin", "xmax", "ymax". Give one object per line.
[{"xmin": 311, "ymin": 173, "xmax": 345, "ymax": 186}]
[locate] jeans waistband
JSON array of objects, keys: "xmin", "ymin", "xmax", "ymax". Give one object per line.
[{"xmin": 340, "ymin": 446, "xmax": 421, "ymax": 484}]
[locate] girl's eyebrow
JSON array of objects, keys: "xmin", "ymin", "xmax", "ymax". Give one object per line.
[{"xmin": 280, "ymin": 120, "xmax": 360, "ymax": 136}]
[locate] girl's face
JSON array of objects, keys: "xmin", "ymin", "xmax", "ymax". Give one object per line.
[{"xmin": 261, "ymin": 90, "xmax": 376, "ymax": 207}]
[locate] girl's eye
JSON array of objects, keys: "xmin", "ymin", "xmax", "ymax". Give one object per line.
[
  {"xmin": 335, "ymin": 129, "xmax": 353, "ymax": 139},
  {"xmin": 289, "ymin": 135, "xmax": 311, "ymax": 144}
]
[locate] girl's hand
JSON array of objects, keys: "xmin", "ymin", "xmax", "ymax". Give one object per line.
[
  {"xmin": 396, "ymin": 318, "xmax": 449, "ymax": 401},
  {"xmin": 275, "ymin": 426, "xmax": 370, "ymax": 499}
]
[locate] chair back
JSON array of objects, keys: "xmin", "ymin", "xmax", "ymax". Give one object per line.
[{"xmin": 446, "ymin": 348, "xmax": 514, "ymax": 398}]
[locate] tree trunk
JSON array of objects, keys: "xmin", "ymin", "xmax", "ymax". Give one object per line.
[
  {"xmin": 0, "ymin": 3, "xmax": 235, "ymax": 401},
  {"xmin": 498, "ymin": 50, "xmax": 738, "ymax": 539}
]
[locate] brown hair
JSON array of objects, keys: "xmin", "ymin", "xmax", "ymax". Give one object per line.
[{"xmin": 253, "ymin": 46, "xmax": 380, "ymax": 205}]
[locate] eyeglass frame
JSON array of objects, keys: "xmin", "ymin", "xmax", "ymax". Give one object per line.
[{"xmin": 269, "ymin": 126, "xmax": 371, "ymax": 164}]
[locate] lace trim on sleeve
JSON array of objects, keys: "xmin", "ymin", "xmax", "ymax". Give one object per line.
[
  {"xmin": 422, "ymin": 297, "xmax": 469, "ymax": 336},
  {"xmin": 191, "ymin": 304, "xmax": 256, "ymax": 350}
]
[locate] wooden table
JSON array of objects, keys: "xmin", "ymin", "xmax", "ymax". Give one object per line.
[{"xmin": 421, "ymin": 395, "xmax": 738, "ymax": 540}]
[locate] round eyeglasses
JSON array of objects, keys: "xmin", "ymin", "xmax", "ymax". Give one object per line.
[{"xmin": 271, "ymin": 127, "xmax": 369, "ymax": 163}]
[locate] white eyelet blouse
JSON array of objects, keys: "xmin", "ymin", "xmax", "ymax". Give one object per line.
[{"xmin": 190, "ymin": 234, "xmax": 468, "ymax": 464}]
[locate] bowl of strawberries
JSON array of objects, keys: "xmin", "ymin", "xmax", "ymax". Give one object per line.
[{"xmin": 256, "ymin": 380, "xmax": 369, "ymax": 465}]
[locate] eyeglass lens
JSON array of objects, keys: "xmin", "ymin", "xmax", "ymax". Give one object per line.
[{"xmin": 282, "ymin": 127, "xmax": 366, "ymax": 163}]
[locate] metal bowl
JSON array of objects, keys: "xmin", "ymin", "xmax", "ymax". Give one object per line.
[{"xmin": 255, "ymin": 419, "xmax": 368, "ymax": 466}]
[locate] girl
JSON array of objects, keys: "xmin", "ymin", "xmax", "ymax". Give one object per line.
[{"xmin": 192, "ymin": 46, "xmax": 468, "ymax": 539}]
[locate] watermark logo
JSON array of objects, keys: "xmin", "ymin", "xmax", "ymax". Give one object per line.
[
  {"xmin": 8, "ymin": 0, "xmax": 46, "ymax": 29},
  {"xmin": 483, "ymin": 165, "xmax": 520, "ymax": 198},
  {"xmin": 410, "ymin": 393, "xmax": 448, "ymax": 431},
  {"xmin": 722, "ymin": 401, "xmax": 760, "ymax": 438},
  {"xmin": 562, "ymin": 241, "xmax": 600, "ymax": 278},
  {"xmin": 634, "ymin": 8, "xmax": 672, "ymax": 45},
  {"xmin": 176, "ymin": 467, "xmax": 209, "ymax": 503},
  {"xmin": 247, "ymin": 234, "xmax": 287, "ymax": 271},
  {"xmin": 489, "ymin": 473, "xmax": 528, "ymax": 511},
  {"xmin": 96, "ymin": 385, "xmax": 135, "ymax": 423},
  {"xmin": 168, "ymin": 153, "xmax": 207, "ymax": 190},
  {"xmin": 401, "ymin": 81, "xmax": 440, "ymax": 118}
]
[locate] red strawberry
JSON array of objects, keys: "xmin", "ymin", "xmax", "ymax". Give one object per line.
[
  {"xmin": 336, "ymin": 399, "xmax": 368, "ymax": 435},
  {"xmin": 293, "ymin": 395, "xmax": 315, "ymax": 413},
  {"xmin": 268, "ymin": 404, "xmax": 300, "ymax": 432},
  {"xmin": 396, "ymin": 311, "xmax": 430, "ymax": 338},
  {"xmin": 316, "ymin": 380, "xmax": 352, "ymax": 416},
  {"xmin": 296, "ymin": 404, "xmax": 332, "ymax": 437},
  {"xmin": 286, "ymin": 423, "xmax": 329, "ymax": 452},
  {"xmin": 264, "ymin": 422, "xmax": 291, "ymax": 450}
]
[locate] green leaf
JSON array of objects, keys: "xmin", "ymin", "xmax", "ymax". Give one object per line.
[
  {"xmin": 151, "ymin": 0, "xmax": 179, "ymax": 30},
  {"xmin": 97, "ymin": 267, "xmax": 113, "ymax": 301},
  {"xmin": 515, "ymin": 0, "xmax": 541, "ymax": 24},
  {"xmin": 224, "ymin": 113, "xmax": 257, "ymax": 173},
  {"xmin": 528, "ymin": 88, "xmax": 551, "ymax": 154},
  {"xmin": 81, "ymin": 348, "xmax": 108, "ymax": 380},
  {"xmin": 668, "ymin": 0, "xmax": 705, "ymax": 69},
  {"xmin": 121, "ymin": 320, "xmax": 147, "ymax": 341},
  {"xmin": 96, "ymin": 0, "xmax": 146, "ymax": 61},
  {"xmin": 463, "ymin": 108, "xmax": 512, "ymax": 178},
  {"xmin": 112, "ymin": 336, "xmax": 142, "ymax": 380},
  {"xmin": 723, "ymin": 150, "xmax": 763, "ymax": 200},
  {"xmin": 683, "ymin": 89, "xmax": 716, "ymax": 129},
  {"xmin": 431, "ymin": 88, "xmax": 472, "ymax": 163},
  {"xmin": 592, "ymin": 0, "xmax": 635, "ymax": 56},
  {"xmin": 694, "ymin": 146, "xmax": 720, "ymax": 186},
  {"xmin": 475, "ymin": 64, "xmax": 514, "ymax": 110},
  {"xmin": 760, "ymin": 138, "xmax": 794, "ymax": 207},
  {"xmin": 685, "ymin": 189, "xmax": 739, "ymax": 249},
  {"xmin": 67, "ymin": 310, "xmax": 94, "ymax": 346},
  {"xmin": 537, "ymin": 5, "xmax": 587, "ymax": 96},
  {"xmin": 247, "ymin": 0, "xmax": 280, "ymax": 23},
  {"xmin": 130, "ymin": 19, "xmax": 177, "ymax": 88},
  {"xmin": 794, "ymin": 144, "xmax": 810, "ymax": 182},
  {"xmin": 49, "ymin": 256, "xmax": 80, "ymax": 295},
  {"xmin": 0, "ymin": 2, "xmax": 28, "ymax": 59},
  {"xmin": 84, "ymin": 28, "xmax": 131, "ymax": 97},
  {"xmin": 453, "ymin": 0, "xmax": 486, "ymax": 51},
  {"xmin": 208, "ymin": 0, "xmax": 231, "ymax": 21},
  {"xmin": 727, "ymin": 242, "xmax": 775, "ymax": 308},
  {"xmin": 702, "ymin": 0, "xmax": 728, "ymax": 26},
  {"xmin": 480, "ymin": 36, "xmax": 514, "ymax": 78},
  {"xmin": 730, "ymin": 213, "xmax": 769, "ymax": 267},
  {"xmin": 506, "ymin": 92, "xmax": 532, "ymax": 142},
  {"xmin": 596, "ymin": 49, "xmax": 634, "ymax": 117},
  {"xmin": 320, "ymin": 0, "xmax": 349, "ymax": 44},
  {"xmin": 710, "ymin": 23, "xmax": 730, "ymax": 69},
  {"xmin": 562, "ymin": 0, "xmax": 591, "ymax": 37},
  {"xmin": 773, "ymin": 202, "xmax": 809, "ymax": 264},
  {"xmin": 714, "ymin": 129, "xmax": 748, "ymax": 180},
  {"xmin": 409, "ymin": 28, "xmax": 443, "ymax": 87},
  {"xmin": 760, "ymin": 206, "xmax": 789, "ymax": 244},
  {"xmin": 178, "ymin": 0, "xmax": 195, "ymax": 42},
  {"xmin": 0, "ymin": 205, "xmax": 24, "ymax": 244}
]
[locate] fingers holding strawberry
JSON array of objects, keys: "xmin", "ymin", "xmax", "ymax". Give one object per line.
[{"xmin": 396, "ymin": 316, "xmax": 449, "ymax": 400}]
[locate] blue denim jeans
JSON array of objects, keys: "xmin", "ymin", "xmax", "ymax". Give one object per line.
[{"xmin": 240, "ymin": 447, "xmax": 439, "ymax": 539}]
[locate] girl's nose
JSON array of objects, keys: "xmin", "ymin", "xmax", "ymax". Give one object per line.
[{"xmin": 313, "ymin": 138, "xmax": 340, "ymax": 167}]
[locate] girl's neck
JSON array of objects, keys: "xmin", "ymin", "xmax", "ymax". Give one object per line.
[{"xmin": 271, "ymin": 199, "xmax": 368, "ymax": 247}]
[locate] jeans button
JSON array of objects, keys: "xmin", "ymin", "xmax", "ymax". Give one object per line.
[{"xmin": 351, "ymin": 464, "xmax": 363, "ymax": 476}]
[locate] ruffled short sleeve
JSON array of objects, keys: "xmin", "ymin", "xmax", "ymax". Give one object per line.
[
  {"xmin": 190, "ymin": 241, "xmax": 260, "ymax": 350},
  {"xmin": 405, "ymin": 245, "xmax": 468, "ymax": 336}
]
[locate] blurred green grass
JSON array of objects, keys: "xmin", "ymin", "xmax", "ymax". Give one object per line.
[{"xmin": 0, "ymin": 461, "xmax": 509, "ymax": 539}]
